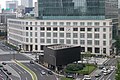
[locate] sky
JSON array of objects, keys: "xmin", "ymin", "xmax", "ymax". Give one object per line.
[{"xmin": 0, "ymin": 0, "xmax": 37, "ymax": 8}]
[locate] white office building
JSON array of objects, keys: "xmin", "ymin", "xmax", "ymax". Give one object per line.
[
  {"xmin": 21, "ymin": 0, "xmax": 33, "ymax": 7},
  {"xmin": 7, "ymin": 19, "xmax": 113, "ymax": 56}
]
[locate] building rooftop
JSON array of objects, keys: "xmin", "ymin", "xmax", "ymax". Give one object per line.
[{"xmin": 47, "ymin": 44, "xmax": 76, "ymax": 50}]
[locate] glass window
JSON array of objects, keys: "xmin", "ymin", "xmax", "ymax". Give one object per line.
[
  {"xmin": 94, "ymin": 34, "xmax": 99, "ymax": 39},
  {"xmin": 53, "ymin": 22, "xmax": 57, "ymax": 25},
  {"xmin": 53, "ymin": 39, "xmax": 57, "ymax": 43},
  {"xmin": 40, "ymin": 22, "xmax": 44, "ymax": 25},
  {"xmin": 103, "ymin": 28, "xmax": 106, "ymax": 32},
  {"xmin": 35, "ymin": 45, "xmax": 38, "ymax": 50},
  {"xmin": 40, "ymin": 39, "xmax": 45, "ymax": 43},
  {"xmin": 87, "ymin": 28, "xmax": 92, "ymax": 31},
  {"xmin": 40, "ymin": 32, "xmax": 45, "ymax": 37},
  {"xmin": 81, "ymin": 47, "xmax": 85, "ymax": 52},
  {"xmin": 60, "ymin": 28, "xmax": 64, "ymax": 31},
  {"xmin": 73, "ymin": 28, "xmax": 78, "ymax": 31},
  {"xmin": 66, "ymin": 39, "xmax": 71, "ymax": 44},
  {"xmin": 26, "ymin": 32, "xmax": 28, "ymax": 36},
  {"xmin": 95, "ymin": 40, "xmax": 99, "ymax": 45},
  {"xmin": 47, "ymin": 27, "xmax": 51, "ymax": 31},
  {"xmin": 47, "ymin": 39, "xmax": 51, "ymax": 43},
  {"xmin": 35, "ymin": 38, "xmax": 37, "ymax": 43},
  {"xmin": 40, "ymin": 27, "xmax": 45, "ymax": 30},
  {"xmin": 103, "ymin": 48, "xmax": 106, "ymax": 54},
  {"xmin": 30, "ymin": 38, "xmax": 32, "ymax": 43},
  {"xmin": 30, "ymin": 22, "xmax": 32, "ymax": 25},
  {"xmin": 80, "ymin": 22, "xmax": 85, "ymax": 26},
  {"xmin": 53, "ymin": 27, "xmax": 58, "ymax": 31},
  {"xmin": 26, "ymin": 27, "xmax": 29, "ymax": 30},
  {"xmin": 103, "ymin": 41, "xmax": 106, "ymax": 46},
  {"xmin": 26, "ymin": 38, "xmax": 29, "ymax": 42},
  {"xmin": 35, "ymin": 32, "xmax": 37, "ymax": 37},
  {"xmin": 103, "ymin": 22, "xmax": 106, "ymax": 26},
  {"xmin": 109, "ymin": 22, "xmax": 112, "ymax": 25},
  {"xmin": 26, "ymin": 22, "xmax": 28, "ymax": 25},
  {"xmin": 35, "ymin": 22, "xmax": 37, "ymax": 25},
  {"xmin": 95, "ymin": 48, "xmax": 100, "ymax": 53},
  {"xmin": 87, "ymin": 33, "xmax": 92, "ymax": 38},
  {"xmin": 66, "ymin": 33, "xmax": 71, "ymax": 38},
  {"xmin": 94, "ymin": 22, "xmax": 100, "ymax": 26},
  {"xmin": 87, "ymin": 22, "xmax": 92, "ymax": 26},
  {"xmin": 46, "ymin": 22, "xmax": 51, "ymax": 25},
  {"xmin": 80, "ymin": 33, "xmax": 85, "ymax": 38},
  {"xmin": 60, "ymin": 33, "xmax": 64, "ymax": 37},
  {"xmin": 30, "ymin": 32, "xmax": 32, "ymax": 37},
  {"xmin": 53, "ymin": 33, "xmax": 57, "ymax": 37},
  {"xmin": 47, "ymin": 32, "xmax": 51, "ymax": 37},
  {"xmin": 95, "ymin": 28, "xmax": 100, "ymax": 32},
  {"xmin": 30, "ymin": 27, "xmax": 32, "ymax": 30},
  {"xmin": 73, "ymin": 33, "xmax": 78, "ymax": 38},
  {"xmin": 60, "ymin": 39, "xmax": 64, "ymax": 44},
  {"xmin": 73, "ymin": 40, "xmax": 78, "ymax": 44},
  {"xmin": 35, "ymin": 27, "xmax": 37, "ymax": 30},
  {"xmin": 80, "ymin": 40, "xmax": 85, "ymax": 45},
  {"xmin": 87, "ymin": 47, "xmax": 92, "ymax": 53},
  {"xmin": 73, "ymin": 22, "xmax": 78, "ymax": 26},
  {"xmin": 87, "ymin": 40, "xmax": 92, "ymax": 45},
  {"xmin": 80, "ymin": 28, "xmax": 85, "ymax": 31},
  {"xmin": 59, "ymin": 22, "xmax": 64, "ymax": 26},
  {"xmin": 103, "ymin": 34, "xmax": 106, "ymax": 39},
  {"xmin": 66, "ymin": 22, "xmax": 71, "ymax": 25}
]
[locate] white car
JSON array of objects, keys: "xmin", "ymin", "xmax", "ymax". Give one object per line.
[
  {"xmin": 103, "ymin": 70, "xmax": 108, "ymax": 75},
  {"xmin": 41, "ymin": 70, "xmax": 46, "ymax": 75},
  {"xmin": 83, "ymin": 75, "xmax": 91, "ymax": 80}
]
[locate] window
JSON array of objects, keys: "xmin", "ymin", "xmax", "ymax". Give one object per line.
[
  {"xmin": 103, "ymin": 22, "xmax": 106, "ymax": 26},
  {"xmin": 94, "ymin": 22, "xmax": 100, "ymax": 26},
  {"xmin": 103, "ymin": 28, "xmax": 106, "ymax": 32},
  {"xmin": 35, "ymin": 45, "xmax": 38, "ymax": 50},
  {"xmin": 40, "ymin": 39, "xmax": 45, "ymax": 43},
  {"xmin": 73, "ymin": 22, "xmax": 78, "ymax": 26},
  {"xmin": 73, "ymin": 40, "xmax": 78, "ymax": 44},
  {"xmin": 35, "ymin": 38, "xmax": 37, "ymax": 43},
  {"xmin": 26, "ymin": 27, "xmax": 29, "ymax": 30},
  {"xmin": 94, "ymin": 34, "xmax": 99, "ymax": 39},
  {"xmin": 66, "ymin": 33, "xmax": 71, "ymax": 38},
  {"xmin": 73, "ymin": 28, "xmax": 78, "ymax": 31},
  {"xmin": 47, "ymin": 27, "xmax": 51, "ymax": 31},
  {"xmin": 53, "ymin": 39, "xmax": 57, "ymax": 43},
  {"xmin": 80, "ymin": 40, "xmax": 85, "ymax": 45},
  {"xmin": 53, "ymin": 22, "xmax": 57, "ymax": 25},
  {"xmin": 30, "ymin": 27, "xmax": 32, "ymax": 30},
  {"xmin": 109, "ymin": 28, "xmax": 112, "ymax": 31},
  {"xmin": 53, "ymin": 33, "xmax": 57, "ymax": 37},
  {"xmin": 59, "ymin": 22, "xmax": 64, "ymax": 25},
  {"xmin": 66, "ymin": 39, "xmax": 71, "ymax": 44},
  {"xmin": 41, "ymin": 45, "xmax": 44, "ymax": 50},
  {"xmin": 87, "ymin": 28, "xmax": 92, "ymax": 31},
  {"xmin": 30, "ymin": 22, "xmax": 32, "ymax": 25},
  {"xmin": 35, "ymin": 22, "xmax": 37, "ymax": 25},
  {"xmin": 47, "ymin": 39, "xmax": 51, "ymax": 43},
  {"xmin": 53, "ymin": 27, "xmax": 58, "ymax": 31},
  {"xmin": 26, "ymin": 22, "xmax": 28, "ymax": 25},
  {"xmin": 60, "ymin": 28, "xmax": 64, "ymax": 31},
  {"xmin": 46, "ymin": 22, "xmax": 51, "ymax": 25},
  {"xmin": 80, "ymin": 22, "xmax": 85, "ymax": 26},
  {"xmin": 60, "ymin": 33, "xmax": 64, "ymax": 37},
  {"xmin": 103, "ymin": 48, "xmax": 106, "ymax": 54},
  {"xmin": 95, "ymin": 40, "xmax": 99, "ymax": 45},
  {"xmin": 60, "ymin": 39, "xmax": 64, "ymax": 44},
  {"xmin": 103, "ymin": 34, "xmax": 106, "ymax": 39},
  {"xmin": 30, "ymin": 38, "xmax": 32, "ymax": 43},
  {"xmin": 40, "ymin": 32, "xmax": 45, "ymax": 37},
  {"xmin": 66, "ymin": 22, "xmax": 71, "ymax": 25},
  {"xmin": 103, "ymin": 41, "xmax": 106, "ymax": 46},
  {"xmin": 26, "ymin": 38, "xmax": 29, "ymax": 42},
  {"xmin": 40, "ymin": 22, "xmax": 44, "ymax": 25},
  {"xmin": 35, "ymin": 32, "xmax": 37, "ymax": 37},
  {"xmin": 109, "ymin": 22, "xmax": 112, "ymax": 25},
  {"xmin": 87, "ymin": 33, "xmax": 92, "ymax": 38},
  {"xmin": 94, "ymin": 28, "xmax": 100, "ymax": 32},
  {"xmin": 80, "ymin": 28, "xmax": 85, "ymax": 31},
  {"xmin": 26, "ymin": 32, "xmax": 28, "ymax": 36},
  {"xmin": 35, "ymin": 27, "xmax": 37, "ymax": 30},
  {"xmin": 40, "ymin": 27, "xmax": 45, "ymax": 30},
  {"xmin": 80, "ymin": 33, "xmax": 85, "ymax": 38},
  {"xmin": 95, "ymin": 48, "xmax": 100, "ymax": 53},
  {"xmin": 87, "ymin": 40, "xmax": 92, "ymax": 45},
  {"xmin": 81, "ymin": 47, "xmax": 85, "ymax": 52},
  {"xmin": 47, "ymin": 32, "xmax": 51, "ymax": 37},
  {"xmin": 73, "ymin": 33, "xmax": 78, "ymax": 38},
  {"xmin": 87, "ymin": 47, "xmax": 92, "ymax": 53},
  {"xmin": 30, "ymin": 32, "xmax": 32, "ymax": 37},
  {"xmin": 87, "ymin": 22, "xmax": 92, "ymax": 26}
]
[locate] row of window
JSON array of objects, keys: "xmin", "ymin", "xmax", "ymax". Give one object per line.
[
  {"xmin": 26, "ymin": 32, "xmax": 110, "ymax": 39},
  {"xmin": 26, "ymin": 38, "xmax": 108, "ymax": 46},
  {"xmin": 9, "ymin": 20, "xmax": 112, "ymax": 26},
  {"xmin": 26, "ymin": 27, "xmax": 112, "ymax": 32}
]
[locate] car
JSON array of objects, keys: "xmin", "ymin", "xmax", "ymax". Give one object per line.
[
  {"xmin": 0, "ymin": 64, "xmax": 3, "ymax": 67},
  {"xmin": 30, "ymin": 60, "xmax": 34, "ymax": 64},
  {"xmin": 41, "ymin": 70, "xmax": 46, "ymax": 75},
  {"xmin": 66, "ymin": 74, "xmax": 74, "ymax": 78},
  {"xmin": 2, "ymin": 62, "xmax": 6, "ymax": 65},
  {"xmin": 103, "ymin": 70, "xmax": 108, "ymax": 75},
  {"xmin": 98, "ymin": 65, "xmax": 104, "ymax": 69},
  {"xmin": 101, "ymin": 67, "xmax": 106, "ymax": 72},
  {"xmin": 3, "ymin": 68, "xmax": 7, "ymax": 71},
  {"xmin": 48, "ymin": 71, "xmax": 53, "ymax": 75},
  {"xmin": 107, "ymin": 69, "xmax": 111, "ymax": 74},
  {"xmin": 6, "ymin": 71, "xmax": 12, "ymax": 75},
  {"xmin": 95, "ymin": 73, "xmax": 101, "ymax": 78},
  {"xmin": 83, "ymin": 75, "xmax": 91, "ymax": 80}
]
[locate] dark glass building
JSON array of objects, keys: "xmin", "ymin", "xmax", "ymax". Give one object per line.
[{"xmin": 38, "ymin": 0, "xmax": 118, "ymax": 20}]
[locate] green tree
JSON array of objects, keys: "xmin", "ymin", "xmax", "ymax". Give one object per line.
[{"xmin": 115, "ymin": 36, "xmax": 120, "ymax": 55}]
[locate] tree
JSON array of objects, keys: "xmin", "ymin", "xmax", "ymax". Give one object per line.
[{"xmin": 115, "ymin": 36, "xmax": 120, "ymax": 55}]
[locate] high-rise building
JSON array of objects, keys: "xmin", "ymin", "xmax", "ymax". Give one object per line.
[
  {"xmin": 21, "ymin": 0, "xmax": 33, "ymax": 7},
  {"xmin": 38, "ymin": 0, "xmax": 118, "ymax": 20},
  {"xmin": 6, "ymin": 0, "xmax": 18, "ymax": 10}
]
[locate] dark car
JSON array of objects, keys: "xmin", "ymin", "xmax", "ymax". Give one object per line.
[
  {"xmin": 30, "ymin": 60, "xmax": 34, "ymax": 64},
  {"xmin": 48, "ymin": 71, "xmax": 53, "ymax": 75},
  {"xmin": 2, "ymin": 62, "xmax": 6, "ymax": 65},
  {"xmin": 7, "ymin": 71, "xmax": 12, "ymax": 75},
  {"xmin": 98, "ymin": 66, "xmax": 104, "ymax": 69},
  {"xmin": 95, "ymin": 73, "xmax": 101, "ymax": 78},
  {"xmin": 3, "ymin": 68, "xmax": 7, "ymax": 71}
]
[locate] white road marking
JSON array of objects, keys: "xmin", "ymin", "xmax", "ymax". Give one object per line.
[
  {"xmin": 99, "ymin": 75, "xmax": 104, "ymax": 80},
  {"xmin": 26, "ymin": 77, "xmax": 28, "ymax": 80},
  {"xmin": 40, "ymin": 73, "xmax": 43, "ymax": 76},
  {"xmin": 106, "ymin": 70, "xmax": 115, "ymax": 80},
  {"xmin": 46, "ymin": 73, "xmax": 48, "ymax": 76},
  {"xmin": 13, "ymin": 64, "xmax": 24, "ymax": 73}
]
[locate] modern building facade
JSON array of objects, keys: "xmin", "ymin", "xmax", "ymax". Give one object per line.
[
  {"xmin": 38, "ymin": 0, "xmax": 118, "ymax": 20},
  {"xmin": 7, "ymin": 19, "xmax": 112, "ymax": 56},
  {"xmin": 6, "ymin": 0, "xmax": 18, "ymax": 10},
  {"xmin": 21, "ymin": 0, "xmax": 33, "ymax": 7}
]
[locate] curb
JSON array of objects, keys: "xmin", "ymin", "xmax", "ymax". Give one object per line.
[{"xmin": 14, "ymin": 60, "xmax": 38, "ymax": 80}]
